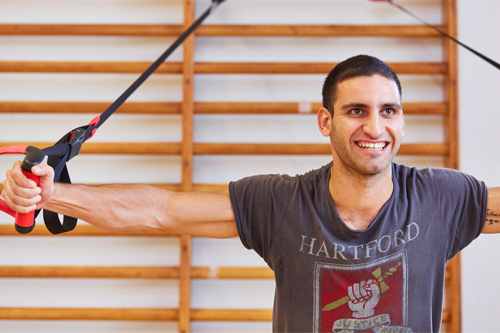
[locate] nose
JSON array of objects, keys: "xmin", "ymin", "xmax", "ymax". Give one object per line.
[{"xmin": 363, "ymin": 113, "xmax": 384, "ymax": 139}]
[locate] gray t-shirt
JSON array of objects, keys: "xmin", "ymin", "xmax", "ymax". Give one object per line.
[{"xmin": 229, "ymin": 162, "xmax": 487, "ymax": 332}]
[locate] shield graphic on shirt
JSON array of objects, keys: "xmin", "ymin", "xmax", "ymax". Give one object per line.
[{"xmin": 313, "ymin": 251, "xmax": 409, "ymax": 332}]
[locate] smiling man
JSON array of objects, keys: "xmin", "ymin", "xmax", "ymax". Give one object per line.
[
  {"xmin": 2, "ymin": 55, "xmax": 500, "ymax": 332},
  {"xmin": 317, "ymin": 66, "xmax": 405, "ymax": 231}
]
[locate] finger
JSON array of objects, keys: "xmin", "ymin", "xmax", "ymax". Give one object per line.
[
  {"xmin": 5, "ymin": 171, "xmax": 41, "ymax": 201},
  {"xmin": 2, "ymin": 163, "xmax": 42, "ymax": 213},
  {"xmin": 347, "ymin": 285, "xmax": 358, "ymax": 303},
  {"xmin": 359, "ymin": 281, "xmax": 369, "ymax": 299},
  {"xmin": 7, "ymin": 161, "xmax": 38, "ymax": 189},
  {"xmin": 352, "ymin": 282, "xmax": 362, "ymax": 301},
  {"xmin": 3, "ymin": 179, "xmax": 41, "ymax": 209},
  {"xmin": 3, "ymin": 192, "xmax": 40, "ymax": 213},
  {"xmin": 31, "ymin": 163, "xmax": 54, "ymax": 179},
  {"xmin": 32, "ymin": 163, "xmax": 55, "ymax": 208}
]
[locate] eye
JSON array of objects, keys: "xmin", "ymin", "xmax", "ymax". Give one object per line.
[
  {"xmin": 382, "ymin": 108, "xmax": 395, "ymax": 116},
  {"xmin": 349, "ymin": 108, "xmax": 363, "ymax": 115}
]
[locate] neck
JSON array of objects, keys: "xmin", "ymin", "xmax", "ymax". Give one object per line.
[{"xmin": 329, "ymin": 162, "xmax": 394, "ymax": 231}]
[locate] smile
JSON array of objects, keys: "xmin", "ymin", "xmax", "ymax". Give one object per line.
[{"xmin": 356, "ymin": 142, "xmax": 387, "ymax": 151}]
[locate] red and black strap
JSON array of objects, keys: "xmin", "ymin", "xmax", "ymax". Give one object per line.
[{"xmin": 0, "ymin": 0, "xmax": 226, "ymax": 234}]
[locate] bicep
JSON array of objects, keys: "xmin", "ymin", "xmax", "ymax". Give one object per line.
[
  {"xmin": 165, "ymin": 186, "xmax": 238, "ymax": 238},
  {"xmin": 482, "ymin": 187, "xmax": 500, "ymax": 233}
]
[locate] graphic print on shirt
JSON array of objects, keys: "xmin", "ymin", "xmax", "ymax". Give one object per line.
[{"xmin": 313, "ymin": 251, "xmax": 411, "ymax": 333}]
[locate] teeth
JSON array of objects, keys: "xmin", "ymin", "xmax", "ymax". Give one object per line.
[{"xmin": 358, "ymin": 142, "xmax": 386, "ymax": 150}]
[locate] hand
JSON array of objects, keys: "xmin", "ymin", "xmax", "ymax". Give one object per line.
[
  {"xmin": 347, "ymin": 279, "xmax": 380, "ymax": 318},
  {"xmin": 2, "ymin": 161, "xmax": 55, "ymax": 213}
]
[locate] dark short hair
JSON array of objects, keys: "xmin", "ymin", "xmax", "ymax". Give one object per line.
[{"xmin": 321, "ymin": 55, "xmax": 402, "ymax": 115}]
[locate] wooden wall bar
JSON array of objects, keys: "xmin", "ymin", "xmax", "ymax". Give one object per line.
[
  {"xmin": 178, "ymin": 0, "xmax": 196, "ymax": 331},
  {"xmin": 0, "ymin": 142, "xmax": 448, "ymax": 156},
  {"xmin": 442, "ymin": 0, "xmax": 461, "ymax": 331},
  {"xmin": 0, "ymin": 61, "xmax": 447, "ymax": 74},
  {"xmin": 0, "ymin": 24, "xmax": 443, "ymax": 37},
  {"xmin": 0, "ymin": 0, "xmax": 460, "ymax": 331},
  {"xmin": 0, "ymin": 101, "xmax": 447, "ymax": 115}
]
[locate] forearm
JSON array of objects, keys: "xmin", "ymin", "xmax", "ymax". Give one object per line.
[
  {"xmin": 3, "ymin": 160, "xmax": 236, "ymax": 236},
  {"xmin": 43, "ymin": 183, "xmax": 237, "ymax": 237},
  {"xmin": 45, "ymin": 183, "xmax": 170, "ymax": 233},
  {"xmin": 483, "ymin": 187, "xmax": 500, "ymax": 233}
]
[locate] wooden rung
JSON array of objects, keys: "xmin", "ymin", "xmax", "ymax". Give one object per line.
[
  {"xmin": 0, "ymin": 266, "xmax": 179, "ymax": 279},
  {"xmin": 0, "ymin": 101, "xmax": 447, "ymax": 115},
  {"xmin": 0, "ymin": 61, "xmax": 447, "ymax": 75},
  {"xmin": 402, "ymin": 102, "xmax": 447, "ymax": 115},
  {"xmin": 0, "ymin": 24, "xmax": 444, "ymax": 37},
  {"xmin": 0, "ymin": 101, "xmax": 182, "ymax": 114},
  {"xmin": 199, "ymin": 62, "xmax": 447, "ymax": 74},
  {"xmin": 0, "ymin": 142, "xmax": 448, "ymax": 156},
  {"xmin": 0, "ymin": 307, "xmax": 447, "ymax": 323},
  {"xmin": 0, "ymin": 24, "xmax": 183, "ymax": 36},
  {"xmin": 197, "ymin": 24, "xmax": 445, "ymax": 37},
  {"xmin": 0, "ymin": 307, "xmax": 179, "ymax": 321},
  {"xmin": 193, "ymin": 143, "xmax": 448, "ymax": 156},
  {"xmin": 0, "ymin": 142, "xmax": 183, "ymax": 155},
  {"xmin": 0, "ymin": 307, "xmax": 272, "ymax": 321},
  {"xmin": 0, "ymin": 61, "xmax": 182, "ymax": 74},
  {"xmin": 192, "ymin": 266, "xmax": 274, "ymax": 279},
  {"xmin": 0, "ymin": 266, "xmax": 274, "ymax": 279},
  {"xmin": 191, "ymin": 309, "xmax": 272, "ymax": 322}
]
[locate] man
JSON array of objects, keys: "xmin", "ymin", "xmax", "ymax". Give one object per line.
[{"xmin": 3, "ymin": 55, "xmax": 500, "ymax": 332}]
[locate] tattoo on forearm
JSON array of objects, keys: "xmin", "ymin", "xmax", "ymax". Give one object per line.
[{"xmin": 486, "ymin": 209, "xmax": 500, "ymax": 225}]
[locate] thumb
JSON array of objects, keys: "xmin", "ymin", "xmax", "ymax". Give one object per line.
[
  {"xmin": 30, "ymin": 163, "xmax": 55, "ymax": 209},
  {"xmin": 31, "ymin": 163, "xmax": 52, "ymax": 178}
]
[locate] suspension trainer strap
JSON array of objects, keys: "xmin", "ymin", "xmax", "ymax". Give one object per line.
[
  {"xmin": 371, "ymin": 0, "xmax": 500, "ymax": 70},
  {"xmin": 0, "ymin": 0, "xmax": 226, "ymax": 234}
]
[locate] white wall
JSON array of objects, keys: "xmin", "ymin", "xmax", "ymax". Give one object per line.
[
  {"xmin": 458, "ymin": 0, "xmax": 500, "ymax": 331},
  {"xmin": 0, "ymin": 0, "xmax": 498, "ymax": 331}
]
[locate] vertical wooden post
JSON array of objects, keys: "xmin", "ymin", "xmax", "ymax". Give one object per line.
[
  {"xmin": 179, "ymin": 0, "xmax": 195, "ymax": 332},
  {"xmin": 442, "ymin": 0, "xmax": 461, "ymax": 332},
  {"xmin": 443, "ymin": 0, "xmax": 459, "ymax": 171}
]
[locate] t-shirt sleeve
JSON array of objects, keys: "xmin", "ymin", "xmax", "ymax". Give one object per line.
[
  {"xmin": 423, "ymin": 168, "xmax": 488, "ymax": 260},
  {"xmin": 229, "ymin": 174, "xmax": 297, "ymax": 262}
]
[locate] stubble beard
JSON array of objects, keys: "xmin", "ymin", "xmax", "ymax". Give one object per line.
[{"xmin": 330, "ymin": 135, "xmax": 400, "ymax": 179}]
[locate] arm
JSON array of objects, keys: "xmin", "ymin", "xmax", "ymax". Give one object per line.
[
  {"xmin": 482, "ymin": 187, "xmax": 500, "ymax": 233},
  {"xmin": 2, "ymin": 161, "xmax": 237, "ymax": 238}
]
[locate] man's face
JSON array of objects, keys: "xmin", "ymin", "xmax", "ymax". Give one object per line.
[{"xmin": 329, "ymin": 74, "xmax": 404, "ymax": 177}]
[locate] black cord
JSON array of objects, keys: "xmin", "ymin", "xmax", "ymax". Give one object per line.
[{"xmin": 387, "ymin": 0, "xmax": 500, "ymax": 70}]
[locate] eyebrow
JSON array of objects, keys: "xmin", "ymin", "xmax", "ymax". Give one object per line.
[
  {"xmin": 340, "ymin": 103, "xmax": 369, "ymax": 110},
  {"xmin": 381, "ymin": 102, "xmax": 402, "ymax": 109},
  {"xmin": 340, "ymin": 102, "xmax": 402, "ymax": 110}
]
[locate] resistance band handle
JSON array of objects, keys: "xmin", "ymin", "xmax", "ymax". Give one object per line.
[{"xmin": 15, "ymin": 146, "xmax": 45, "ymax": 234}]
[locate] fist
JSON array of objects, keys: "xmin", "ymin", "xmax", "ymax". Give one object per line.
[{"xmin": 348, "ymin": 279, "xmax": 381, "ymax": 318}]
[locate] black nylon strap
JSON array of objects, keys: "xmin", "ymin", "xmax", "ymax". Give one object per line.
[
  {"xmin": 41, "ymin": 137, "xmax": 75, "ymax": 233},
  {"xmin": 90, "ymin": 0, "xmax": 222, "ymax": 133},
  {"xmin": 387, "ymin": 0, "xmax": 500, "ymax": 70},
  {"xmin": 43, "ymin": 164, "xmax": 77, "ymax": 234}
]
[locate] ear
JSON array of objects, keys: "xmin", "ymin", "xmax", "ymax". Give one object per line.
[{"xmin": 317, "ymin": 107, "xmax": 333, "ymax": 137}]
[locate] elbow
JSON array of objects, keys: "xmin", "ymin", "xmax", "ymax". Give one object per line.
[{"xmin": 149, "ymin": 190, "xmax": 181, "ymax": 233}]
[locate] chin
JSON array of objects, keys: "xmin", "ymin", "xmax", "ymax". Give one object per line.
[{"xmin": 356, "ymin": 161, "xmax": 393, "ymax": 176}]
